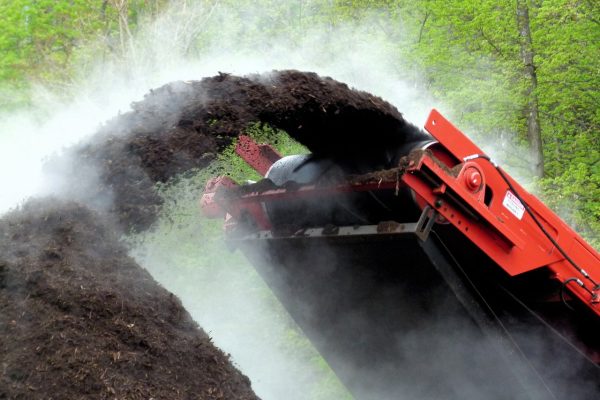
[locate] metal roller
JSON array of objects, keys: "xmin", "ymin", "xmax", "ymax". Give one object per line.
[{"xmin": 263, "ymin": 140, "xmax": 437, "ymax": 230}]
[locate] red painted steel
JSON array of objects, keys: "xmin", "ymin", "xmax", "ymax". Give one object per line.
[
  {"xmin": 235, "ymin": 135, "xmax": 282, "ymax": 176},
  {"xmin": 419, "ymin": 109, "xmax": 600, "ymax": 315},
  {"xmin": 201, "ymin": 110, "xmax": 600, "ymax": 316},
  {"xmin": 200, "ymin": 176, "xmax": 237, "ymax": 218},
  {"xmin": 200, "ymin": 175, "xmax": 272, "ymax": 230},
  {"xmin": 200, "ymin": 135, "xmax": 281, "ymax": 229}
]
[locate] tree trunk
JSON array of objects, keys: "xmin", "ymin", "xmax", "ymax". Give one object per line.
[
  {"xmin": 110, "ymin": 0, "xmax": 135, "ymax": 58},
  {"xmin": 516, "ymin": 0, "xmax": 544, "ymax": 177}
]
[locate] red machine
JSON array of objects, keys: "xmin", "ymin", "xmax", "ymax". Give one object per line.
[{"xmin": 202, "ymin": 110, "xmax": 600, "ymax": 399}]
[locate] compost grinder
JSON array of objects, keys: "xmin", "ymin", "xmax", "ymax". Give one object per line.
[{"xmin": 201, "ymin": 109, "xmax": 600, "ymax": 399}]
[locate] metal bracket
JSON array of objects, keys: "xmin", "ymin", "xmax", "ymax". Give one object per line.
[
  {"xmin": 416, "ymin": 205, "xmax": 438, "ymax": 242},
  {"xmin": 235, "ymin": 135, "xmax": 282, "ymax": 176}
]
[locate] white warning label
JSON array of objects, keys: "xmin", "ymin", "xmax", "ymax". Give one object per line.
[{"xmin": 502, "ymin": 190, "xmax": 525, "ymax": 220}]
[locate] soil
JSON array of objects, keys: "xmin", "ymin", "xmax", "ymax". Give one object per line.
[
  {"xmin": 0, "ymin": 199, "xmax": 259, "ymax": 400},
  {"xmin": 67, "ymin": 70, "xmax": 429, "ymax": 231}
]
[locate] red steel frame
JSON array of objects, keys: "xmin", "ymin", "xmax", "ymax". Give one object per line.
[
  {"xmin": 201, "ymin": 110, "xmax": 600, "ymax": 317},
  {"xmin": 235, "ymin": 135, "xmax": 282, "ymax": 176},
  {"xmin": 415, "ymin": 110, "xmax": 599, "ymax": 315}
]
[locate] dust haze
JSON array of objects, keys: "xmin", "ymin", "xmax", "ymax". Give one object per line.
[{"xmin": 0, "ymin": 1, "xmax": 593, "ymax": 400}]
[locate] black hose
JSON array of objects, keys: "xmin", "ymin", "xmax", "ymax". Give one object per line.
[{"xmin": 560, "ymin": 278, "xmax": 582, "ymax": 310}]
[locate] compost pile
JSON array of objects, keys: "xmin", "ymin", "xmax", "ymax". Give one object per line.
[
  {"xmin": 0, "ymin": 200, "xmax": 258, "ymax": 400},
  {"xmin": 1, "ymin": 70, "xmax": 426, "ymax": 399}
]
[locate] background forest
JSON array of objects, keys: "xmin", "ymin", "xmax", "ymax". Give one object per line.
[
  {"xmin": 0, "ymin": 1, "xmax": 598, "ymax": 399},
  {"xmin": 1, "ymin": 0, "xmax": 598, "ymax": 244}
]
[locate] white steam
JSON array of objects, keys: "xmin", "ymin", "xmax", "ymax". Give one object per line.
[{"xmin": 0, "ymin": 1, "xmax": 560, "ymax": 400}]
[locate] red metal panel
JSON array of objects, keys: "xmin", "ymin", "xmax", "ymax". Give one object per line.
[
  {"xmin": 419, "ymin": 110, "xmax": 600, "ymax": 315},
  {"xmin": 200, "ymin": 176, "xmax": 237, "ymax": 218},
  {"xmin": 235, "ymin": 135, "xmax": 282, "ymax": 177},
  {"xmin": 424, "ymin": 109, "xmax": 485, "ymax": 160}
]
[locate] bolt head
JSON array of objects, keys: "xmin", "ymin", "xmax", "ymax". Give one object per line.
[{"xmin": 464, "ymin": 168, "xmax": 482, "ymax": 191}]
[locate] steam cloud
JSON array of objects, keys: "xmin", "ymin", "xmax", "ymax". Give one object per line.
[{"xmin": 0, "ymin": 2, "xmax": 596, "ymax": 400}]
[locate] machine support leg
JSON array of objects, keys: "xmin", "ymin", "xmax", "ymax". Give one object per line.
[
  {"xmin": 419, "ymin": 235, "xmax": 556, "ymax": 400},
  {"xmin": 416, "ymin": 206, "xmax": 437, "ymax": 241}
]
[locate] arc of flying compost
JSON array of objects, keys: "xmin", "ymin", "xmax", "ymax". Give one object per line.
[{"xmin": 72, "ymin": 70, "xmax": 428, "ymax": 232}]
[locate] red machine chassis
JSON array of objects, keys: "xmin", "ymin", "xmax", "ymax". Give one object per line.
[{"xmin": 202, "ymin": 109, "xmax": 600, "ymax": 317}]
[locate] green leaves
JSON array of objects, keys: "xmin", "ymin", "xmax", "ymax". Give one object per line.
[
  {"xmin": 540, "ymin": 160, "xmax": 600, "ymax": 249},
  {"xmin": 0, "ymin": 0, "xmax": 170, "ymax": 110}
]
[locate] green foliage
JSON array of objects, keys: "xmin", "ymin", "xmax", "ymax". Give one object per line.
[
  {"xmin": 540, "ymin": 161, "xmax": 600, "ymax": 249},
  {"xmin": 0, "ymin": 1, "xmax": 103, "ymax": 107},
  {"xmin": 533, "ymin": 1, "xmax": 600, "ymax": 178},
  {"xmin": 0, "ymin": 0, "xmax": 169, "ymax": 110},
  {"xmin": 245, "ymin": 122, "xmax": 307, "ymax": 155}
]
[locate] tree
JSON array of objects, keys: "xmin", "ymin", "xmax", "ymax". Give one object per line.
[
  {"xmin": 0, "ymin": 1, "xmax": 114, "ymax": 109},
  {"xmin": 516, "ymin": 0, "xmax": 543, "ymax": 177}
]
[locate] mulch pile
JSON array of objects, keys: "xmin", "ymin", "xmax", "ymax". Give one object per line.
[
  {"xmin": 1, "ymin": 70, "xmax": 426, "ymax": 399},
  {"xmin": 0, "ymin": 199, "xmax": 259, "ymax": 400}
]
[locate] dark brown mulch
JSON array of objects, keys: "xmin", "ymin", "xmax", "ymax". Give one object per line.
[
  {"xmin": 64, "ymin": 70, "xmax": 428, "ymax": 232},
  {"xmin": 259, "ymin": 71, "xmax": 426, "ymax": 159},
  {"xmin": 0, "ymin": 199, "xmax": 259, "ymax": 400}
]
